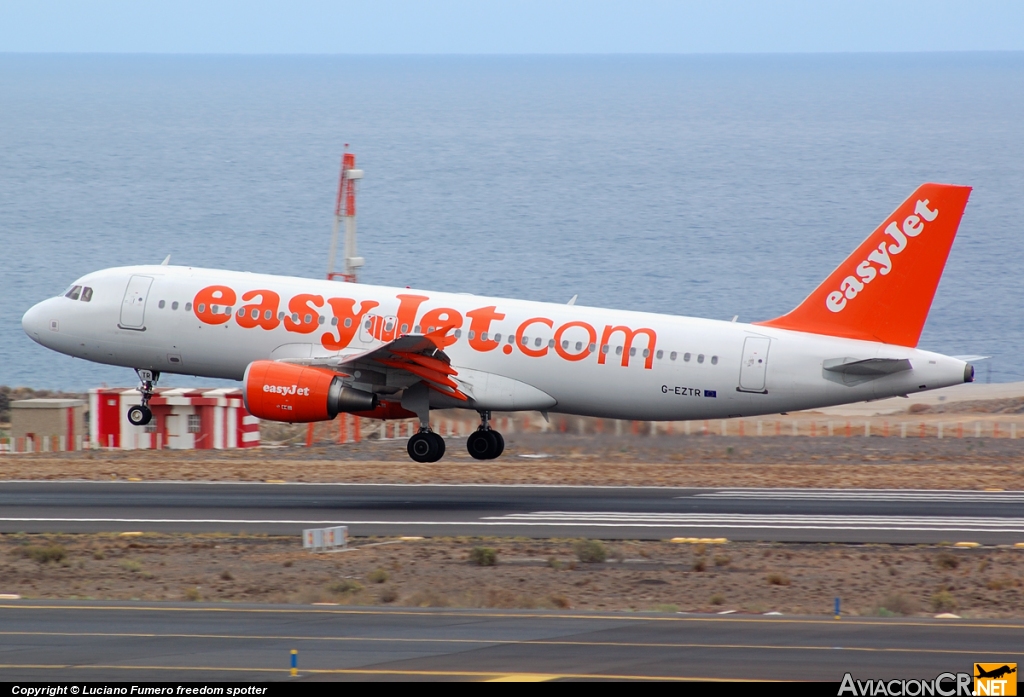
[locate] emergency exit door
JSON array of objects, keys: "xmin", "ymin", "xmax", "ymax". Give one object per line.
[{"xmin": 738, "ymin": 336, "xmax": 771, "ymax": 393}]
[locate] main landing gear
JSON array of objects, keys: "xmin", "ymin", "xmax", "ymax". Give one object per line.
[
  {"xmin": 467, "ymin": 410, "xmax": 504, "ymax": 461},
  {"xmin": 126, "ymin": 369, "xmax": 159, "ymax": 427},
  {"xmin": 407, "ymin": 429, "xmax": 446, "ymax": 463}
]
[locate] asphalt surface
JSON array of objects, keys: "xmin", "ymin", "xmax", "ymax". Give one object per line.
[
  {"xmin": 2, "ymin": 482, "xmax": 1024, "ymax": 543},
  {"xmin": 0, "ymin": 600, "xmax": 1020, "ymax": 681}
]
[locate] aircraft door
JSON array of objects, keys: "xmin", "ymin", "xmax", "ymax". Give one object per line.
[
  {"xmin": 119, "ymin": 275, "xmax": 154, "ymax": 330},
  {"xmin": 738, "ymin": 336, "xmax": 771, "ymax": 393}
]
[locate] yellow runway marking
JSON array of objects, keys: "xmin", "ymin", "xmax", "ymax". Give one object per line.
[
  {"xmin": 0, "ymin": 664, "xmax": 767, "ymax": 681},
  {"xmin": 0, "ymin": 631, "xmax": 1018, "ymax": 657},
  {"xmin": 486, "ymin": 674, "xmax": 556, "ymax": 682},
  {"xmin": 1, "ymin": 604, "xmax": 1021, "ymax": 630}
]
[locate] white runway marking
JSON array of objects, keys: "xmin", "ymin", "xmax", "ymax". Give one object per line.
[
  {"xmin": 482, "ymin": 512, "xmax": 1024, "ymax": 533},
  {"xmin": 692, "ymin": 489, "xmax": 1024, "ymax": 503}
]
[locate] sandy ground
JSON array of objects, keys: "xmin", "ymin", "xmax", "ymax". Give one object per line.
[
  {"xmin": 3, "ymin": 431, "xmax": 1024, "ymax": 489},
  {"xmin": 2, "ymin": 533, "xmax": 1021, "ymax": 619}
]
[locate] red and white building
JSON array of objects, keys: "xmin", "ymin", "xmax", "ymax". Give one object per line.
[{"xmin": 89, "ymin": 387, "xmax": 259, "ymax": 450}]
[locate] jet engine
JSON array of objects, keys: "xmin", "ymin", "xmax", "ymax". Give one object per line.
[{"xmin": 243, "ymin": 360, "xmax": 377, "ymax": 423}]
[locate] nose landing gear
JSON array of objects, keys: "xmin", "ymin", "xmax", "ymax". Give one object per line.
[
  {"xmin": 127, "ymin": 369, "xmax": 159, "ymax": 427},
  {"xmin": 467, "ymin": 410, "xmax": 504, "ymax": 460}
]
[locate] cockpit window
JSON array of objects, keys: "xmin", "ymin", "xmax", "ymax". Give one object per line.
[
  {"xmin": 81, "ymin": 287, "xmax": 93, "ymax": 302},
  {"xmin": 65, "ymin": 286, "xmax": 82, "ymax": 300}
]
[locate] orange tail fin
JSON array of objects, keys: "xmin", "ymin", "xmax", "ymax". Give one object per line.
[{"xmin": 756, "ymin": 183, "xmax": 971, "ymax": 347}]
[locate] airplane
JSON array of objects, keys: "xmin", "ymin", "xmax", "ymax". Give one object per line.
[
  {"xmin": 975, "ymin": 665, "xmax": 1016, "ymax": 680},
  {"xmin": 23, "ymin": 183, "xmax": 975, "ymax": 463}
]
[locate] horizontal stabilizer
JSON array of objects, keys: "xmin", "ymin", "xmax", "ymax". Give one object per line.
[
  {"xmin": 823, "ymin": 357, "xmax": 912, "ymax": 376},
  {"xmin": 952, "ymin": 354, "xmax": 990, "ymax": 362}
]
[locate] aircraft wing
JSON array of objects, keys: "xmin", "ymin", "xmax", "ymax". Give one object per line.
[{"xmin": 280, "ymin": 325, "xmax": 469, "ymax": 402}]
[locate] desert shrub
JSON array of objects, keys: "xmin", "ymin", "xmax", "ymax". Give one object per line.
[
  {"xmin": 283, "ymin": 560, "xmax": 293, "ymax": 568},
  {"xmin": 379, "ymin": 587, "xmax": 399, "ymax": 603},
  {"xmin": 931, "ymin": 591, "xmax": 957, "ymax": 612},
  {"xmin": 713, "ymin": 555, "xmax": 731, "ymax": 567},
  {"xmin": 986, "ymin": 577, "xmax": 1014, "ymax": 591},
  {"xmin": 367, "ymin": 568, "xmax": 389, "ymax": 584},
  {"xmin": 329, "ymin": 580, "xmax": 363, "ymax": 594},
  {"xmin": 92, "ymin": 550, "xmax": 105, "ymax": 560},
  {"xmin": 220, "ymin": 570, "xmax": 233, "ymax": 581},
  {"xmin": 120, "ymin": 560, "xmax": 142, "ymax": 573},
  {"xmin": 692, "ymin": 559, "xmax": 706, "ymax": 572},
  {"xmin": 549, "ymin": 594, "xmax": 571, "ymax": 609},
  {"xmin": 573, "ymin": 539, "xmax": 607, "ymax": 563},
  {"xmin": 880, "ymin": 593, "xmax": 918, "ymax": 616},
  {"xmin": 710, "ymin": 594, "xmax": 725, "ymax": 606},
  {"xmin": 766, "ymin": 573, "xmax": 791, "ymax": 586},
  {"xmin": 935, "ymin": 552, "xmax": 959, "ymax": 570},
  {"xmin": 183, "ymin": 587, "xmax": 201, "ymax": 601},
  {"xmin": 652, "ymin": 603, "xmax": 679, "ymax": 613},
  {"xmin": 469, "ymin": 547, "xmax": 497, "ymax": 566},
  {"xmin": 18, "ymin": 545, "xmax": 66, "ymax": 564},
  {"xmin": 547, "ymin": 556, "xmax": 564, "ymax": 570}
]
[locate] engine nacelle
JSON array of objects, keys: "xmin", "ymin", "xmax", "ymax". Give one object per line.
[{"xmin": 243, "ymin": 360, "xmax": 377, "ymax": 423}]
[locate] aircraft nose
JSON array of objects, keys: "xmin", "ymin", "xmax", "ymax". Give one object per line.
[{"xmin": 22, "ymin": 299, "xmax": 54, "ymax": 344}]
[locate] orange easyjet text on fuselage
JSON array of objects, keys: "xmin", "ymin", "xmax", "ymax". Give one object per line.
[{"xmin": 192, "ymin": 286, "xmax": 658, "ymax": 369}]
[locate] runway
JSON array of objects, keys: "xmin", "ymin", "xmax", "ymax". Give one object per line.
[
  {"xmin": 2, "ymin": 482, "xmax": 1024, "ymax": 543},
  {"xmin": 0, "ymin": 600, "xmax": 1020, "ymax": 681}
]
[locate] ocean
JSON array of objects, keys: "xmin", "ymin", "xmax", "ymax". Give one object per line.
[{"xmin": 1, "ymin": 53, "xmax": 1022, "ymax": 390}]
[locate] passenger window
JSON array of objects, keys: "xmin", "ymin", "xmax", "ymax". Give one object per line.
[
  {"xmin": 481, "ymin": 332, "xmax": 488, "ymax": 341},
  {"xmin": 225, "ymin": 306, "xmax": 232, "ymax": 315},
  {"xmin": 304, "ymin": 314, "xmax": 312, "ymax": 324},
  {"xmin": 629, "ymin": 347, "xmax": 636, "ymax": 357},
  {"xmin": 364, "ymin": 319, "xmax": 371, "ymax": 329},
  {"xmin": 197, "ymin": 303, "xmax": 206, "ymax": 313},
  {"xmin": 697, "ymin": 354, "xmax": 705, "ymax": 364},
  {"xmin": 251, "ymin": 309, "xmax": 259, "ymax": 319},
  {"xmin": 711, "ymin": 355, "xmax": 718, "ymax": 365},
  {"xmin": 575, "ymin": 341, "xmax": 583, "ymax": 351},
  {"xmin": 521, "ymin": 335, "xmax": 528, "ymax": 345},
  {"xmin": 562, "ymin": 340, "xmax": 569, "ymax": 349},
  {"xmin": 81, "ymin": 287, "xmax": 93, "ymax": 302},
  {"xmin": 508, "ymin": 334, "xmax": 515, "ymax": 344},
  {"xmin": 265, "ymin": 310, "xmax": 273, "ymax": 320},
  {"xmin": 642, "ymin": 349, "xmax": 650, "ymax": 358},
  {"xmin": 185, "ymin": 302, "xmax": 192, "ymax": 312},
  {"xmin": 656, "ymin": 350, "xmax": 664, "ymax": 359},
  {"xmin": 401, "ymin": 323, "xmax": 408, "ymax": 333},
  {"xmin": 414, "ymin": 325, "xmax": 421, "ymax": 333},
  {"xmin": 65, "ymin": 286, "xmax": 82, "ymax": 300},
  {"xmin": 293, "ymin": 313, "xmax": 300, "ymax": 323},
  {"xmin": 171, "ymin": 301, "xmax": 178, "ymax": 310},
  {"xmin": 319, "ymin": 316, "xmax": 326, "ymax": 325},
  {"xmin": 343, "ymin": 318, "xmax": 351, "ymax": 328},
  {"xmin": 211, "ymin": 304, "xmax": 219, "ymax": 313},
  {"xmin": 601, "ymin": 345, "xmax": 609, "ymax": 354},
  {"xmin": 493, "ymin": 333, "xmax": 501, "ymax": 342},
  {"xmin": 670, "ymin": 351, "xmax": 677, "ymax": 361},
  {"xmin": 589, "ymin": 343, "xmax": 596, "ymax": 352},
  {"xmin": 548, "ymin": 339, "xmax": 554, "ymax": 349},
  {"xmin": 535, "ymin": 337, "xmax": 542, "ymax": 348},
  {"xmin": 158, "ymin": 300, "xmax": 166, "ymax": 309},
  {"xmin": 455, "ymin": 329, "xmax": 462, "ymax": 338},
  {"xmin": 684, "ymin": 352, "xmax": 691, "ymax": 362},
  {"xmin": 615, "ymin": 346, "xmax": 623, "ymax": 356},
  {"xmin": 468, "ymin": 331, "xmax": 475, "ymax": 340}
]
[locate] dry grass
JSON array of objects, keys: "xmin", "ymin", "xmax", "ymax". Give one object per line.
[{"xmin": 3, "ymin": 533, "xmax": 1022, "ymax": 618}]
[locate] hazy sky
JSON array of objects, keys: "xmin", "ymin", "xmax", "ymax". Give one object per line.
[{"xmin": 1, "ymin": 1, "xmax": 1022, "ymax": 53}]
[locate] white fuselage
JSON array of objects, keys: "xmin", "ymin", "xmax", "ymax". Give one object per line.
[{"xmin": 23, "ymin": 265, "xmax": 969, "ymax": 420}]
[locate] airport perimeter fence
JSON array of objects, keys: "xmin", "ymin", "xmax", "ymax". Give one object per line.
[{"xmin": 2, "ymin": 414, "xmax": 1021, "ymax": 452}]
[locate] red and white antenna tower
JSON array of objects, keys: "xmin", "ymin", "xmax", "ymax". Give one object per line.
[{"xmin": 326, "ymin": 146, "xmax": 364, "ymax": 282}]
